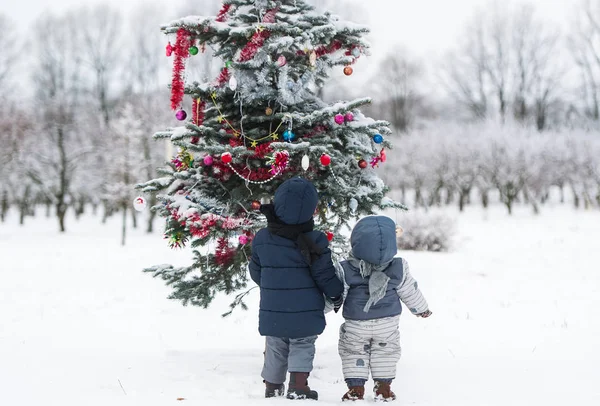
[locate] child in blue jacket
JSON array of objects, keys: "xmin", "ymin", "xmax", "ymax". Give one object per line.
[
  {"xmin": 249, "ymin": 177, "xmax": 344, "ymax": 400},
  {"xmin": 338, "ymin": 215, "xmax": 431, "ymax": 401}
]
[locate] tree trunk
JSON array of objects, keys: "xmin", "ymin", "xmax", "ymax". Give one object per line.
[
  {"xmin": 19, "ymin": 186, "xmax": 31, "ymax": 226},
  {"xmin": 505, "ymin": 199, "xmax": 513, "ymax": 215},
  {"xmin": 102, "ymin": 201, "xmax": 111, "ymax": 224},
  {"xmin": 1, "ymin": 190, "xmax": 8, "ymax": 222},
  {"xmin": 57, "ymin": 126, "xmax": 69, "ymax": 233},
  {"xmin": 481, "ymin": 190, "xmax": 489, "ymax": 209},
  {"xmin": 121, "ymin": 203, "xmax": 127, "ymax": 246},
  {"xmin": 131, "ymin": 207, "xmax": 138, "ymax": 229},
  {"xmin": 57, "ymin": 202, "xmax": 67, "ymax": 233},
  {"xmin": 146, "ymin": 194, "xmax": 157, "ymax": 233},
  {"xmin": 75, "ymin": 196, "xmax": 85, "ymax": 220}
]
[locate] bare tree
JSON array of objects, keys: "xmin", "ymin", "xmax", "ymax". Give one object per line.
[
  {"xmin": 0, "ymin": 14, "xmax": 18, "ymax": 99},
  {"xmin": 76, "ymin": 5, "xmax": 123, "ymax": 128},
  {"xmin": 512, "ymin": 4, "xmax": 563, "ymax": 130},
  {"xmin": 569, "ymin": 0, "xmax": 600, "ymax": 121},
  {"xmin": 442, "ymin": 2, "xmax": 563, "ymax": 128},
  {"xmin": 31, "ymin": 12, "xmax": 85, "ymax": 232},
  {"xmin": 441, "ymin": 10, "xmax": 489, "ymax": 119},
  {"xmin": 373, "ymin": 47, "xmax": 425, "ymax": 132}
]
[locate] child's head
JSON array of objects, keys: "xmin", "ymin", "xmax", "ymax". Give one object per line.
[
  {"xmin": 351, "ymin": 216, "xmax": 397, "ymax": 265},
  {"xmin": 273, "ymin": 177, "xmax": 318, "ymax": 225}
]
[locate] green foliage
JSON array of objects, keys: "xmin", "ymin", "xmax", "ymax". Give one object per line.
[{"xmin": 138, "ymin": 0, "xmax": 405, "ymax": 314}]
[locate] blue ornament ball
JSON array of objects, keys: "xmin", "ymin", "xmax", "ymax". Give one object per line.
[
  {"xmin": 373, "ymin": 133, "xmax": 384, "ymax": 144},
  {"xmin": 283, "ymin": 130, "xmax": 295, "ymax": 141}
]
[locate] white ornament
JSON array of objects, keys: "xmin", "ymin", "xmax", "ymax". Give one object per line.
[
  {"xmin": 309, "ymin": 51, "xmax": 317, "ymax": 67},
  {"xmin": 229, "ymin": 76, "xmax": 238, "ymax": 91},
  {"xmin": 349, "ymin": 198, "xmax": 358, "ymax": 213},
  {"xmin": 352, "ymin": 48, "xmax": 361, "ymax": 57},
  {"xmin": 301, "ymin": 155, "xmax": 310, "ymax": 171},
  {"xmin": 133, "ymin": 196, "xmax": 147, "ymax": 211}
]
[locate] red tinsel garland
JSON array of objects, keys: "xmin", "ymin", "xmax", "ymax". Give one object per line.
[
  {"xmin": 238, "ymin": 29, "xmax": 271, "ymax": 62},
  {"xmin": 170, "ymin": 28, "xmax": 192, "ymax": 111},
  {"xmin": 192, "ymin": 98, "xmax": 206, "ymax": 126},
  {"xmin": 215, "ymin": 67, "xmax": 230, "ymax": 86},
  {"xmin": 297, "ymin": 40, "xmax": 343, "ymax": 58},
  {"xmin": 216, "ymin": 4, "xmax": 232, "ymax": 22},
  {"xmin": 215, "ymin": 237, "xmax": 236, "ymax": 266},
  {"xmin": 237, "ymin": 8, "xmax": 277, "ymax": 63}
]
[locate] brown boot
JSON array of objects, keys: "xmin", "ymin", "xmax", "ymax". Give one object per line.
[
  {"xmin": 342, "ymin": 386, "xmax": 365, "ymax": 401},
  {"xmin": 287, "ymin": 372, "xmax": 318, "ymax": 400},
  {"xmin": 264, "ymin": 380, "xmax": 285, "ymax": 398},
  {"xmin": 374, "ymin": 381, "xmax": 396, "ymax": 402}
]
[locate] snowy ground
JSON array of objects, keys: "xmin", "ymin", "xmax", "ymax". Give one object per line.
[{"xmin": 1, "ymin": 205, "xmax": 599, "ymax": 406}]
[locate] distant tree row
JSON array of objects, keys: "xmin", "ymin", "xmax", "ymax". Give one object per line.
[{"xmin": 383, "ymin": 120, "xmax": 600, "ymax": 215}]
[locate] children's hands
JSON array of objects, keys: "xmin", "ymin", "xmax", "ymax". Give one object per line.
[
  {"xmin": 331, "ymin": 296, "xmax": 343, "ymax": 313},
  {"xmin": 416, "ymin": 310, "xmax": 432, "ymax": 318}
]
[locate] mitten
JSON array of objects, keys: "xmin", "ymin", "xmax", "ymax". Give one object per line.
[
  {"xmin": 417, "ymin": 309, "xmax": 432, "ymax": 318},
  {"xmin": 331, "ymin": 296, "xmax": 343, "ymax": 313}
]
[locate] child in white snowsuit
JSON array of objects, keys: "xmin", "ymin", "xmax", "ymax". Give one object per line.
[{"xmin": 337, "ymin": 215, "xmax": 431, "ymax": 401}]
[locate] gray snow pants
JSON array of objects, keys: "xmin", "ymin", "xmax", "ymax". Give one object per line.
[
  {"xmin": 261, "ymin": 336, "xmax": 318, "ymax": 385},
  {"xmin": 338, "ymin": 316, "xmax": 401, "ymax": 383}
]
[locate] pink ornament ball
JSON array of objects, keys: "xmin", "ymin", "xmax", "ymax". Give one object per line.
[
  {"xmin": 345, "ymin": 112, "xmax": 354, "ymax": 122},
  {"xmin": 277, "ymin": 55, "xmax": 287, "ymax": 67},
  {"xmin": 175, "ymin": 109, "xmax": 187, "ymax": 121},
  {"xmin": 203, "ymin": 155, "xmax": 214, "ymax": 166},
  {"xmin": 334, "ymin": 114, "xmax": 345, "ymax": 125},
  {"xmin": 239, "ymin": 235, "xmax": 249, "ymax": 245}
]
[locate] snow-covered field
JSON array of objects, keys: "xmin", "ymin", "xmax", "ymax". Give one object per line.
[{"xmin": 1, "ymin": 205, "xmax": 599, "ymax": 406}]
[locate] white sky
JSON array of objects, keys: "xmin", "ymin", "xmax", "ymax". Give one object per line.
[
  {"xmin": 2, "ymin": 0, "xmax": 573, "ymax": 58},
  {"xmin": 1, "ymin": 0, "xmax": 575, "ymax": 98}
]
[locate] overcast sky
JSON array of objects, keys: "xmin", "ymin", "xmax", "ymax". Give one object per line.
[
  {"xmin": 1, "ymin": 0, "xmax": 576, "ymax": 98},
  {"xmin": 3, "ymin": 0, "xmax": 574, "ymax": 58}
]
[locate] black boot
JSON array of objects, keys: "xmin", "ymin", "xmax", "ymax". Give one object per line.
[
  {"xmin": 287, "ymin": 372, "xmax": 318, "ymax": 400},
  {"xmin": 264, "ymin": 380, "xmax": 285, "ymax": 398}
]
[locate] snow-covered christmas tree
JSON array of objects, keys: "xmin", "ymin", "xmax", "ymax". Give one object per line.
[{"xmin": 138, "ymin": 0, "xmax": 405, "ymax": 314}]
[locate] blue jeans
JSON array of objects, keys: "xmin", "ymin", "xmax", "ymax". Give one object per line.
[{"xmin": 261, "ymin": 336, "xmax": 318, "ymax": 385}]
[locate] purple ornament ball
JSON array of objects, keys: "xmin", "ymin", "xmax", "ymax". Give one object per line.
[
  {"xmin": 345, "ymin": 112, "xmax": 354, "ymax": 122},
  {"xmin": 334, "ymin": 114, "xmax": 345, "ymax": 125},
  {"xmin": 203, "ymin": 155, "xmax": 214, "ymax": 166},
  {"xmin": 239, "ymin": 235, "xmax": 249, "ymax": 245},
  {"xmin": 176, "ymin": 109, "xmax": 187, "ymax": 121}
]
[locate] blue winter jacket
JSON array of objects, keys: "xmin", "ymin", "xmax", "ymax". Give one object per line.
[
  {"xmin": 249, "ymin": 178, "xmax": 344, "ymax": 338},
  {"xmin": 341, "ymin": 216, "xmax": 405, "ymax": 321}
]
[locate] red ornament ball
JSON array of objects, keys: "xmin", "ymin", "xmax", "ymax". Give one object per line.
[
  {"xmin": 358, "ymin": 159, "xmax": 368, "ymax": 169},
  {"xmin": 326, "ymin": 231, "xmax": 334, "ymax": 241},
  {"xmin": 221, "ymin": 152, "xmax": 233, "ymax": 163},
  {"xmin": 320, "ymin": 154, "xmax": 331, "ymax": 166},
  {"xmin": 251, "ymin": 200, "xmax": 261, "ymax": 211},
  {"xmin": 343, "ymin": 66, "xmax": 353, "ymax": 76}
]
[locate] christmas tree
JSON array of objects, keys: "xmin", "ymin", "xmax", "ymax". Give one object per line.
[{"xmin": 138, "ymin": 0, "xmax": 405, "ymax": 315}]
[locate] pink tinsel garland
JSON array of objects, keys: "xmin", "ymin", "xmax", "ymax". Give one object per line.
[
  {"xmin": 216, "ymin": 4, "xmax": 232, "ymax": 22},
  {"xmin": 170, "ymin": 28, "xmax": 192, "ymax": 111}
]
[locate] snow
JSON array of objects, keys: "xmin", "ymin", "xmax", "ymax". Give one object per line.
[{"xmin": 1, "ymin": 205, "xmax": 600, "ymax": 405}]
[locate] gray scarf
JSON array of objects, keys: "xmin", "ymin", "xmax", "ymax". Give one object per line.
[{"xmin": 347, "ymin": 252, "xmax": 393, "ymax": 313}]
